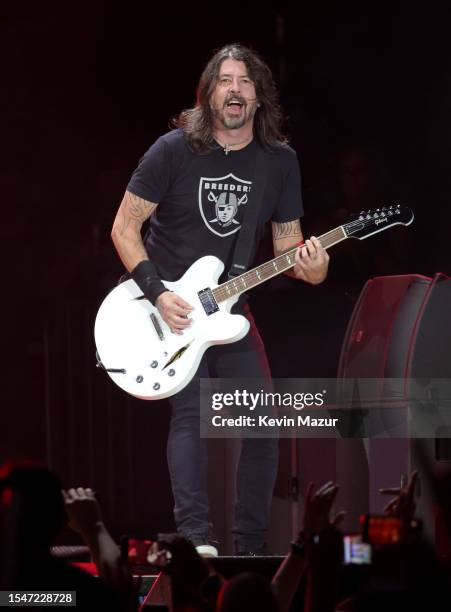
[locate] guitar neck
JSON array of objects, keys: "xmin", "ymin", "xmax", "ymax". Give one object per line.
[{"xmin": 212, "ymin": 225, "xmax": 347, "ymax": 304}]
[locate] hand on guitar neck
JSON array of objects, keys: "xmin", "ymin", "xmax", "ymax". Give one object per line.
[{"xmin": 292, "ymin": 236, "xmax": 330, "ymax": 285}]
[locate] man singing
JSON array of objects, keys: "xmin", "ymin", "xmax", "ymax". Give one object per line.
[{"xmin": 111, "ymin": 43, "xmax": 329, "ymax": 556}]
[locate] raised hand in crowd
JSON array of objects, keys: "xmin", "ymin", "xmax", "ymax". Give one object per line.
[
  {"xmin": 272, "ymin": 481, "xmax": 345, "ymax": 612},
  {"xmin": 63, "ymin": 487, "xmax": 102, "ymax": 534},
  {"xmin": 63, "ymin": 487, "xmax": 134, "ymax": 609},
  {"xmin": 302, "ymin": 482, "xmax": 345, "ymax": 612},
  {"xmin": 379, "ymin": 471, "xmax": 418, "ymax": 524},
  {"xmin": 303, "ymin": 481, "xmax": 346, "ymax": 538}
]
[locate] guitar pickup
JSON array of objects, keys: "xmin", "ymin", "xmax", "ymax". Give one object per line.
[{"xmin": 198, "ymin": 288, "xmax": 219, "ymax": 315}]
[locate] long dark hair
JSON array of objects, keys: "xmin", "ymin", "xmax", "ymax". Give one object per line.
[{"xmin": 173, "ymin": 44, "xmax": 288, "ymax": 153}]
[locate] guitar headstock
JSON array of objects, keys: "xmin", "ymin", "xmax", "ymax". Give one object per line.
[{"xmin": 343, "ymin": 205, "xmax": 414, "ymax": 240}]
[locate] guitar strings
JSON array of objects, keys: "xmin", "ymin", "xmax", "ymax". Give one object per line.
[
  {"xmin": 214, "ymin": 208, "xmax": 407, "ymax": 302},
  {"xmin": 213, "ymin": 226, "xmax": 346, "ymax": 303}
]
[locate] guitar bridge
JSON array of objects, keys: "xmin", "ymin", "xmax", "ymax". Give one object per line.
[{"xmin": 150, "ymin": 313, "xmax": 165, "ymax": 341}]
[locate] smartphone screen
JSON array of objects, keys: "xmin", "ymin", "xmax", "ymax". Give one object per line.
[
  {"xmin": 343, "ymin": 534, "xmax": 372, "ymax": 565},
  {"xmin": 363, "ymin": 516, "xmax": 404, "ymax": 545}
]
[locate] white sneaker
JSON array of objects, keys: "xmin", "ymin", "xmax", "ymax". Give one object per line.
[{"xmin": 189, "ymin": 535, "xmax": 219, "ymax": 558}]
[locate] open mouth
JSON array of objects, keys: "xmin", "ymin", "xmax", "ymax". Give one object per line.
[{"xmin": 225, "ymin": 99, "xmax": 244, "ymax": 111}]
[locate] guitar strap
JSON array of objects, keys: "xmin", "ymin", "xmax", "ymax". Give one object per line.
[{"xmin": 228, "ymin": 146, "xmax": 270, "ymax": 279}]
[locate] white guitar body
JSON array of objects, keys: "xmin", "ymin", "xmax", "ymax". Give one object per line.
[{"xmin": 94, "ymin": 256, "xmax": 250, "ymax": 400}]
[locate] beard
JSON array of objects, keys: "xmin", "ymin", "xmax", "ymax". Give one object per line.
[{"xmin": 211, "ymin": 100, "xmax": 258, "ymax": 130}]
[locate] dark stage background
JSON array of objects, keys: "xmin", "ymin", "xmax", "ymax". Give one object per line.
[{"xmin": 2, "ymin": 2, "xmax": 450, "ymax": 541}]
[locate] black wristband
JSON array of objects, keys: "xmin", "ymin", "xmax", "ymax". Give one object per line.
[{"xmin": 130, "ymin": 260, "xmax": 168, "ymax": 306}]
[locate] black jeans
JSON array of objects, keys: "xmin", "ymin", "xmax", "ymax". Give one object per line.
[{"xmin": 167, "ymin": 307, "xmax": 279, "ymax": 552}]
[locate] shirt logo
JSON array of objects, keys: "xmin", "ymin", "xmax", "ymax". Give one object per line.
[{"xmin": 198, "ymin": 173, "xmax": 252, "ymax": 237}]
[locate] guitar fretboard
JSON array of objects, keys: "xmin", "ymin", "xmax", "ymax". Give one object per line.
[{"xmin": 212, "ymin": 225, "xmax": 347, "ymax": 304}]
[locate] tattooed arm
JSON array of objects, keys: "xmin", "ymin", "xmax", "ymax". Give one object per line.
[
  {"xmin": 272, "ymin": 219, "xmax": 303, "ymax": 280},
  {"xmin": 111, "ymin": 191, "xmax": 193, "ymax": 332},
  {"xmin": 272, "ymin": 220, "xmax": 329, "ymax": 285},
  {"xmin": 272, "ymin": 220, "xmax": 304, "ymax": 255},
  {"xmin": 111, "ymin": 190, "xmax": 157, "ymax": 271}
]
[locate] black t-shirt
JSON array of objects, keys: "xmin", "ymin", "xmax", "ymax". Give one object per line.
[{"xmin": 127, "ymin": 128, "xmax": 304, "ymax": 282}]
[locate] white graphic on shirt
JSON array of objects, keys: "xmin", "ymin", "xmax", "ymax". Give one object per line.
[{"xmin": 198, "ymin": 173, "xmax": 252, "ymax": 237}]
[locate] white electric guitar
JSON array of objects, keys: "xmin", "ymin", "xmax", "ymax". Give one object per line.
[{"xmin": 94, "ymin": 205, "xmax": 414, "ymax": 400}]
